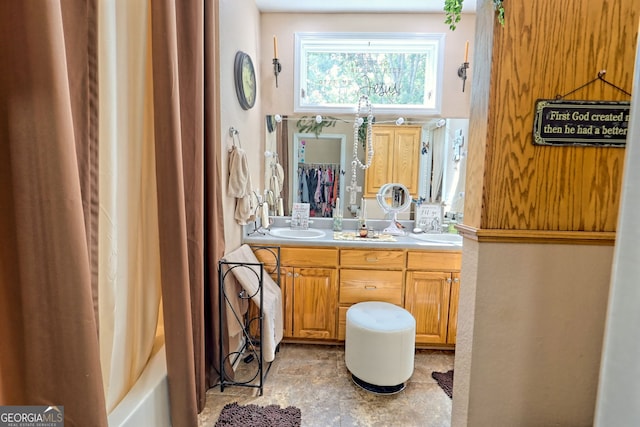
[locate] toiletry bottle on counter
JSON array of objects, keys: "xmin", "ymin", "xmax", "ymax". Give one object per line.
[
  {"xmin": 359, "ymin": 221, "xmax": 368, "ymax": 238},
  {"xmin": 358, "ymin": 198, "xmax": 368, "ymax": 237},
  {"xmin": 358, "ymin": 204, "xmax": 368, "ymax": 237},
  {"xmin": 333, "ymin": 209, "xmax": 343, "ymax": 231},
  {"xmin": 333, "ymin": 197, "xmax": 343, "ymax": 231}
]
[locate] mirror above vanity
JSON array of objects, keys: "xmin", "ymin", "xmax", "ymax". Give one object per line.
[{"xmin": 264, "ymin": 114, "xmax": 469, "ymax": 221}]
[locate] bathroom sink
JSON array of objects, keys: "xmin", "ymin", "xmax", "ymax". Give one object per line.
[
  {"xmin": 408, "ymin": 233, "xmax": 463, "ymax": 246},
  {"xmin": 269, "ymin": 228, "xmax": 326, "ymax": 239}
]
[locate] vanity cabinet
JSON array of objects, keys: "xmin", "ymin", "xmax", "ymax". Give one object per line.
[
  {"xmin": 447, "ymin": 272, "xmax": 461, "ymax": 344},
  {"xmin": 255, "ymin": 246, "xmax": 338, "ymax": 340},
  {"xmin": 364, "ymin": 125, "xmax": 421, "ymax": 198},
  {"xmin": 251, "ymin": 243, "xmax": 461, "ymax": 346},
  {"xmin": 337, "ymin": 249, "xmax": 405, "ymax": 340},
  {"xmin": 406, "ymin": 251, "xmax": 461, "ymax": 345}
]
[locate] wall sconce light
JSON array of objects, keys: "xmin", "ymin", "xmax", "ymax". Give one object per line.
[
  {"xmin": 273, "ymin": 35, "xmax": 282, "ymax": 88},
  {"xmin": 457, "ymin": 40, "xmax": 470, "ymax": 92},
  {"xmin": 457, "ymin": 62, "xmax": 469, "ymax": 92},
  {"xmin": 273, "ymin": 58, "xmax": 282, "ymax": 88}
]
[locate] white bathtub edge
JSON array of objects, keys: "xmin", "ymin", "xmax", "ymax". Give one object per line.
[{"xmin": 108, "ymin": 344, "xmax": 171, "ymax": 427}]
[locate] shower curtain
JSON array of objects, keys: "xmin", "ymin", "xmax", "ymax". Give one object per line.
[
  {"xmin": 98, "ymin": 0, "xmax": 163, "ymax": 413},
  {"xmin": 0, "ymin": 1, "xmax": 107, "ymax": 423},
  {"xmin": 0, "ymin": 1, "xmax": 224, "ymax": 425}
]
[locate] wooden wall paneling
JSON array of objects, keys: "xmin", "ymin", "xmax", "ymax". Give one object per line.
[
  {"xmin": 463, "ymin": 0, "xmax": 496, "ymax": 230},
  {"xmin": 480, "ymin": 0, "xmax": 636, "ymax": 233}
]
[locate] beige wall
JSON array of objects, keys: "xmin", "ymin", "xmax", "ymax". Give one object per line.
[
  {"xmin": 219, "ymin": 0, "xmax": 263, "ymax": 248},
  {"xmin": 259, "ymin": 13, "xmax": 475, "ymax": 118},
  {"xmin": 454, "ymin": 241, "xmax": 614, "ymax": 425}
]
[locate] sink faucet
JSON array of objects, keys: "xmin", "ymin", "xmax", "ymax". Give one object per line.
[{"xmin": 247, "ymin": 193, "xmax": 272, "ymax": 236}]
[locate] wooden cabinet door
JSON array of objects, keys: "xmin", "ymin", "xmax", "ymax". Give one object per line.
[
  {"xmin": 393, "ymin": 127, "xmax": 421, "ymax": 197},
  {"xmin": 281, "ymin": 266, "xmax": 295, "ymax": 338},
  {"xmin": 364, "ymin": 126, "xmax": 421, "ymax": 197},
  {"xmin": 405, "ymin": 271, "xmax": 452, "ymax": 344},
  {"xmin": 365, "ymin": 128, "xmax": 394, "ymax": 196},
  {"xmin": 447, "ymin": 273, "xmax": 460, "ymax": 344},
  {"xmin": 292, "ymin": 267, "xmax": 338, "ymax": 340}
]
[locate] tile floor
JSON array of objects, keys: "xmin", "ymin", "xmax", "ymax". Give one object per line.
[{"xmin": 197, "ymin": 343, "xmax": 455, "ymax": 427}]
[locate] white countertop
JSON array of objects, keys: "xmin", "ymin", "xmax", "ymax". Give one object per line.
[{"xmin": 242, "ymin": 217, "xmax": 462, "ymax": 251}]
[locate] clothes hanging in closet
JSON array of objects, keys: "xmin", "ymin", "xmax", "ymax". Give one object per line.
[{"xmin": 297, "ymin": 163, "xmax": 340, "ymax": 217}]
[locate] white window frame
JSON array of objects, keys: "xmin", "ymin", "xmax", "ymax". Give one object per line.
[{"xmin": 294, "ymin": 32, "xmax": 445, "ymax": 115}]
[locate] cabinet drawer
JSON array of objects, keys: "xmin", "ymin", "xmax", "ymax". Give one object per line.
[
  {"xmin": 340, "ymin": 249, "xmax": 405, "ymax": 269},
  {"xmin": 339, "ymin": 269, "xmax": 403, "ymax": 305},
  {"xmin": 280, "ymin": 247, "xmax": 338, "ymax": 268},
  {"xmin": 407, "ymin": 251, "xmax": 461, "ymax": 271}
]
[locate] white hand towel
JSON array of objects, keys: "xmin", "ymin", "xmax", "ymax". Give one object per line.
[
  {"xmin": 228, "ymin": 146, "xmax": 255, "ymax": 225},
  {"xmin": 221, "ymin": 244, "xmax": 284, "ymax": 362}
]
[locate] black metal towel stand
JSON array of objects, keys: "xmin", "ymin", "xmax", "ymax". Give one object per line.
[{"xmin": 216, "ymin": 246, "xmax": 280, "ymax": 396}]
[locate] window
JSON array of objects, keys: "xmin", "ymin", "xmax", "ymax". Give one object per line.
[{"xmin": 294, "ymin": 32, "xmax": 445, "ymax": 115}]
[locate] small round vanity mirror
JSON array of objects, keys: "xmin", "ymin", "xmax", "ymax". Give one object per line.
[{"xmin": 376, "ymin": 183, "xmax": 411, "ymax": 235}]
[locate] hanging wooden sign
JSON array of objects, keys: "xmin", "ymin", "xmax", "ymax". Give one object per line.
[{"xmin": 533, "ymin": 99, "xmax": 630, "ymax": 147}]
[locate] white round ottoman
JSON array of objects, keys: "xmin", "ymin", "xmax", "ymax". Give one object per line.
[{"xmin": 345, "ymin": 301, "xmax": 416, "ymax": 394}]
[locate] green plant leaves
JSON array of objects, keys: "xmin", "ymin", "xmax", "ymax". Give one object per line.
[
  {"xmin": 444, "ymin": 0, "xmax": 505, "ymax": 31},
  {"xmin": 444, "ymin": 0, "xmax": 464, "ymax": 31},
  {"xmin": 295, "ymin": 116, "xmax": 338, "ymax": 138}
]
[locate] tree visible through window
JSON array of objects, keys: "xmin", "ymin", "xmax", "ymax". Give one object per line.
[{"xmin": 294, "ymin": 33, "xmax": 444, "ymax": 114}]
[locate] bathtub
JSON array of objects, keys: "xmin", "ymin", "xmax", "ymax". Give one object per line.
[{"xmin": 107, "ymin": 344, "xmax": 172, "ymax": 427}]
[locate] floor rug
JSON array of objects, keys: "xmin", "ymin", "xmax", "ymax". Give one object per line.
[
  {"xmin": 432, "ymin": 369, "xmax": 454, "ymax": 399},
  {"xmin": 215, "ymin": 402, "xmax": 302, "ymax": 427}
]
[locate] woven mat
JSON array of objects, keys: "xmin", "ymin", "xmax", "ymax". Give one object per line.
[
  {"xmin": 215, "ymin": 402, "xmax": 301, "ymax": 427},
  {"xmin": 432, "ymin": 370, "xmax": 454, "ymax": 399},
  {"xmin": 332, "ymin": 231, "xmax": 396, "ymax": 241}
]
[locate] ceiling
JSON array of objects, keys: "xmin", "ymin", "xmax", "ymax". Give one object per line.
[{"xmin": 254, "ymin": 0, "xmax": 476, "ymax": 14}]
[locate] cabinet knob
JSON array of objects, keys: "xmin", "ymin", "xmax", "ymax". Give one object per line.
[
  {"xmin": 364, "ymin": 285, "xmax": 377, "ymax": 290},
  {"xmin": 294, "ymin": 273, "xmax": 299, "ymax": 278},
  {"xmin": 454, "ymin": 278, "xmax": 460, "ymax": 283},
  {"xmin": 447, "ymin": 278, "xmax": 452, "ymax": 283},
  {"xmin": 287, "ymin": 272, "xmax": 293, "ymax": 277}
]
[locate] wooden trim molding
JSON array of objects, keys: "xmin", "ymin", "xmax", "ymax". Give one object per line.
[{"xmin": 455, "ymin": 224, "xmax": 616, "ymax": 246}]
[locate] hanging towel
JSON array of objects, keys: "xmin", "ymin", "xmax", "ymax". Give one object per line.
[
  {"xmin": 221, "ymin": 244, "xmax": 284, "ymax": 362},
  {"xmin": 228, "ymin": 146, "xmax": 254, "ymax": 225},
  {"xmin": 275, "ymin": 162, "xmax": 284, "ymax": 188},
  {"xmin": 269, "ymin": 174, "xmax": 280, "ymax": 199},
  {"xmin": 268, "ymin": 159, "xmax": 284, "ymax": 199}
]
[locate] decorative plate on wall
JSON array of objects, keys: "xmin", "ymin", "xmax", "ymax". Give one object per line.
[{"xmin": 234, "ymin": 51, "xmax": 256, "ymax": 110}]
